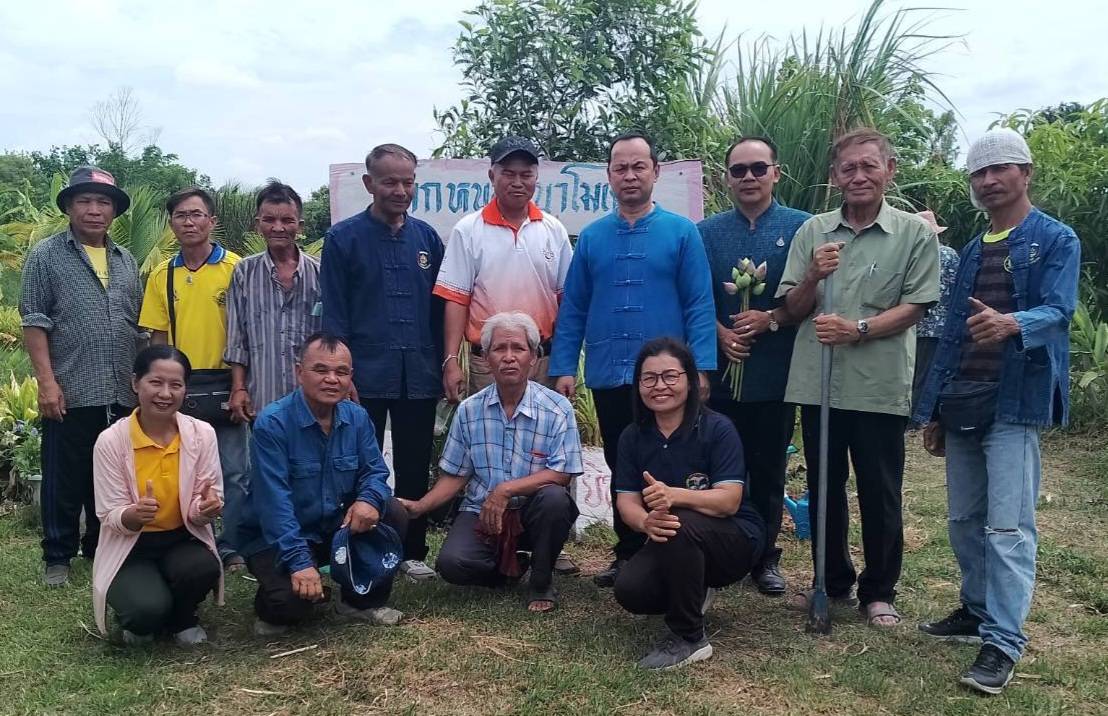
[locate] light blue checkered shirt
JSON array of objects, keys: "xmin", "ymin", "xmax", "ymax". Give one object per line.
[{"xmin": 439, "ymin": 380, "xmax": 584, "ymax": 513}]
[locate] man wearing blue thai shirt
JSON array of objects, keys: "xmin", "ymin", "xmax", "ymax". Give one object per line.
[
  {"xmin": 549, "ymin": 131, "xmax": 717, "ymax": 587},
  {"xmin": 698, "ymin": 136, "xmax": 811, "ymax": 595}
]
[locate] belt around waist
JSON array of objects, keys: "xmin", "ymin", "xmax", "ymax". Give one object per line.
[{"xmin": 470, "ymin": 338, "xmax": 551, "ymax": 358}]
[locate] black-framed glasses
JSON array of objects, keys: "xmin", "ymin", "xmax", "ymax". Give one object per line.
[
  {"xmin": 171, "ymin": 210, "xmax": 210, "ymax": 223},
  {"xmin": 639, "ymin": 370, "xmax": 686, "ymax": 388},
  {"xmin": 728, "ymin": 162, "xmax": 778, "ymax": 179}
]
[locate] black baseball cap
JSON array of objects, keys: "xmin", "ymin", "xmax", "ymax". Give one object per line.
[{"xmin": 489, "ymin": 136, "xmax": 541, "ymax": 165}]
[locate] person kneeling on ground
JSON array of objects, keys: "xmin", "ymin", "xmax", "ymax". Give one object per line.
[
  {"xmin": 613, "ymin": 337, "xmax": 765, "ymax": 670},
  {"xmin": 92, "ymin": 345, "xmax": 224, "ymax": 645},
  {"xmin": 236, "ymin": 333, "xmax": 408, "ymax": 636},
  {"xmin": 398, "ymin": 312, "xmax": 583, "ymax": 613}
]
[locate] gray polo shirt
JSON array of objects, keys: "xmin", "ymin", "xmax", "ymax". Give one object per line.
[
  {"xmin": 19, "ymin": 230, "xmax": 142, "ymax": 409},
  {"xmin": 776, "ymin": 201, "xmax": 939, "ymax": 416}
]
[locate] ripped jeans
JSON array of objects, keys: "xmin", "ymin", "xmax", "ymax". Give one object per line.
[{"xmin": 945, "ymin": 421, "xmax": 1041, "ymax": 662}]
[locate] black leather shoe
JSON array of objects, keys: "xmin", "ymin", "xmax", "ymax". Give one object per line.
[
  {"xmin": 753, "ymin": 550, "xmax": 786, "ymax": 595},
  {"xmin": 593, "ymin": 559, "xmax": 625, "ymax": 588}
]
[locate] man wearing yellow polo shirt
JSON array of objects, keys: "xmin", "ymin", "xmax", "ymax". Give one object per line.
[{"xmin": 139, "ymin": 187, "xmax": 246, "ymax": 569}]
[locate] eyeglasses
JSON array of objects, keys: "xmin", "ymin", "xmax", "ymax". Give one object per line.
[
  {"xmin": 639, "ymin": 370, "xmax": 686, "ymax": 388},
  {"xmin": 171, "ymin": 210, "xmax": 210, "ymax": 222},
  {"xmin": 728, "ymin": 162, "xmax": 777, "ymax": 179}
]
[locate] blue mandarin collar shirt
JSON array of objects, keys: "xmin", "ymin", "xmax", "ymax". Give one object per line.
[
  {"xmin": 698, "ymin": 201, "xmax": 812, "ymax": 402},
  {"xmin": 239, "ymin": 389, "xmax": 393, "ymax": 574},
  {"xmin": 321, "ymin": 207, "xmax": 445, "ymax": 400},
  {"xmin": 549, "ymin": 204, "xmax": 718, "ymax": 388}
]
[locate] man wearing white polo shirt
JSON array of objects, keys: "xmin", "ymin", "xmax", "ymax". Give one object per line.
[{"xmin": 434, "ymin": 137, "xmax": 573, "ymax": 402}]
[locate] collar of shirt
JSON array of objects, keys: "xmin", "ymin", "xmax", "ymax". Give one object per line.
[
  {"xmin": 66, "ymin": 228, "xmax": 122, "ymax": 255},
  {"xmin": 261, "ymin": 246, "xmax": 304, "ymax": 278},
  {"xmin": 733, "ymin": 198, "xmax": 780, "ymax": 231},
  {"xmin": 484, "ymin": 380, "xmax": 538, "ymax": 422},
  {"xmin": 170, "ymin": 242, "xmax": 227, "ymax": 267},
  {"xmin": 128, "ymin": 409, "xmax": 181, "ymax": 452},
  {"xmin": 481, "ymin": 197, "xmax": 543, "ymax": 232},
  {"xmin": 612, "ymin": 202, "xmax": 660, "ymax": 230},
  {"xmin": 814, "ymin": 199, "xmax": 895, "ymax": 236},
  {"xmin": 365, "ymin": 205, "xmax": 409, "ymax": 237},
  {"xmin": 290, "ymin": 388, "xmax": 351, "ymax": 430}
]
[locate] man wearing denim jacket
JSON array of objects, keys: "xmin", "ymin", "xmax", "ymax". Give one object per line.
[
  {"xmin": 238, "ymin": 333, "xmax": 408, "ymax": 636},
  {"xmin": 914, "ymin": 128, "xmax": 1081, "ymax": 695}
]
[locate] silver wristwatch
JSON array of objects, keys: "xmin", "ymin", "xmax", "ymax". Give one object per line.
[
  {"xmin": 767, "ymin": 311, "xmax": 779, "ymax": 333},
  {"xmin": 856, "ymin": 319, "xmax": 870, "ymax": 341}
]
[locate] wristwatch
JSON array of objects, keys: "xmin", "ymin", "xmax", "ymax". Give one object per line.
[
  {"xmin": 767, "ymin": 311, "xmax": 780, "ymax": 333},
  {"xmin": 856, "ymin": 319, "xmax": 870, "ymax": 341}
]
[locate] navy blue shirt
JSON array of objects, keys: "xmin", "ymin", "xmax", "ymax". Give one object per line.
[
  {"xmin": 238, "ymin": 389, "xmax": 393, "ymax": 574},
  {"xmin": 321, "ymin": 207, "xmax": 445, "ymax": 400},
  {"xmin": 698, "ymin": 201, "xmax": 811, "ymax": 403},
  {"xmin": 613, "ymin": 408, "xmax": 766, "ymax": 554}
]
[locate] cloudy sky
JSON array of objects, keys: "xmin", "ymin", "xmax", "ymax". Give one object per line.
[{"xmin": 1, "ymin": 0, "xmax": 1103, "ymax": 195}]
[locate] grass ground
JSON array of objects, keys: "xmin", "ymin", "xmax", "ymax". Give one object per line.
[{"xmin": 0, "ymin": 437, "xmax": 1105, "ymax": 715}]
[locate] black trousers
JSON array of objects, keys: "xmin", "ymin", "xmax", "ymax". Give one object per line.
[
  {"xmin": 41, "ymin": 403, "xmax": 128, "ymax": 565},
  {"xmin": 614, "ymin": 509, "xmax": 758, "ymax": 641},
  {"xmin": 592, "ymin": 385, "xmax": 645, "ymax": 561},
  {"xmin": 800, "ymin": 406, "xmax": 907, "ymax": 605},
  {"xmin": 361, "ymin": 397, "xmax": 438, "ymax": 561},
  {"xmin": 106, "ymin": 528, "xmax": 221, "ymax": 635},
  {"xmin": 912, "ymin": 337, "xmax": 939, "ymax": 411},
  {"xmin": 247, "ymin": 498, "xmax": 409, "ymax": 625},
  {"xmin": 436, "ymin": 485, "xmax": 578, "ymax": 591},
  {"xmin": 710, "ymin": 398, "xmax": 795, "ymax": 567}
]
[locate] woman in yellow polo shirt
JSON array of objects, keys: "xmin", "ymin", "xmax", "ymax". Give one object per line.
[{"xmin": 91, "ymin": 346, "xmax": 225, "ymax": 645}]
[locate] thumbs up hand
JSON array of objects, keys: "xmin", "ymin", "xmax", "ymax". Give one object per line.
[
  {"xmin": 966, "ymin": 297, "xmax": 1020, "ymax": 345},
  {"xmin": 641, "ymin": 471, "xmax": 673, "ymax": 512},
  {"xmin": 123, "ymin": 480, "xmax": 160, "ymax": 531},
  {"xmin": 196, "ymin": 479, "xmax": 223, "ymax": 519}
]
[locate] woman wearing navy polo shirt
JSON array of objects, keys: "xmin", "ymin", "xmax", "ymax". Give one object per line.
[{"xmin": 612, "ymin": 337, "xmax": 765, "ymax": 670}]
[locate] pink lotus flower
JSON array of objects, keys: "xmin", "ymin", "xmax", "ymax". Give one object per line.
[
  {"xmin": 754, "ymin": 261, "xmax": 768, "ymax": 281},
  {"xmin": 722, "ymin": 282, "xmax": 739, "ymax": 295}
]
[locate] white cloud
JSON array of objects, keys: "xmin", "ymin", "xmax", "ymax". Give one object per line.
[{"xmin": 175, "ymin": 59, "xmax": 263, "ymax": 90}]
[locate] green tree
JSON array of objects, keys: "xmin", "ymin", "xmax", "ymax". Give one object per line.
[
  {"xmin": 302, "ymin": 185, "xmax": 331, "ymax": 241},
  {"xmin": 28, "ymin": 144, "xmax": 209, "ymax": 199},
  {"xmin": 433, "ymin": 0, "xmax": 706, "ymax": 161}
]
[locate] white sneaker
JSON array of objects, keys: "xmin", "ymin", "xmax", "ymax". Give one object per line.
[
  {"xmin": 173, "ymin": 626, "xmax": 208, "ymax": 646},
  {"xmin": 701, "ymin": 587, "xmax": 717, "ymax": 615},
  {"xmin": 399, "ymin": 559, "xmax": 437, "ymax": 582},
  {"xmin": 334, "ymin": 601, "xmax": 404, "ymax": 626},
  {"xmin": 253, "ymin": 618, "xmax": 289, "ymax": 637},
  {"xmin": 121, "ymin": 630, "xmax": 154, "ymax": 646}
]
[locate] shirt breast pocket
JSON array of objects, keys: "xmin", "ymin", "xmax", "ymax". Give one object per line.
[
  {"xmin": 860, "ymin": 268, "xmax": 904, "ymax": 312},
  {"xmin": 289, "ymin": 459, "xmax": 322, "ymax": 515},
  {"xmin": 332, "ymin": 454, "xmax": 359, "ymax": 501}
]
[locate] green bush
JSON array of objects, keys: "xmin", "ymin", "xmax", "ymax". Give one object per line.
[{"xmin": 1069, "ymin": 301, "xmax": 1108, "ymax": 432}]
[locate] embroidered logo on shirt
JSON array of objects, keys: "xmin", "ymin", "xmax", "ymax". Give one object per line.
[
  {"xmin": 685, "ymin": 473, "xmax": 710, "ymax": 490},
  {"xmin": 417, "ymin": 251, "xmax": 431, "ymax": 270},
  {"xmin": 776, "ymin": 236, "xmax": 785, "ymax": 247}
]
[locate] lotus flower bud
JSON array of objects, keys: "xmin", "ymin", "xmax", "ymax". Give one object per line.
[
  {"xmin": 754, "ymin": 261, "xmax": 768, "ymax": 281},
  {"xmin": 731, "ymin": 267, "xmax": 740, "ymax": 281},
  {"xmin": 722, "ymin": 282, "xmax": 738, "ymax": 295},
  {"xmin": 739, "ymin": 258, "xmax": 751, "ymax": 273},
  {"xmin": 744, "ymin": 259, "xmax": 757, "ymax": 276},
  {"xmin": 752, "ymin": 282, "xmax": 766, "ymax": 296},
  {"xmin": 736, "ymin": 273, "xmax": 752, "ymax": 289}
]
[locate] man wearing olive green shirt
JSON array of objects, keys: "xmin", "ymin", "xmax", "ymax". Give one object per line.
[{"xmin": 777, "ymin": 128, "xmax": 939, "ymax": 628}]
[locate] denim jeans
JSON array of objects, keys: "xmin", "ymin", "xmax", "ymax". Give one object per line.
[
  {"xmin": 945, "ymin": 420, "xmax": 1041, "ymax": 663},
  {"xmin": 214, "ymin": 422, "xmax": 251, "ymax": 558}
]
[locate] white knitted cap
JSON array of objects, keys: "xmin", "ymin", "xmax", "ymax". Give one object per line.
[{"xmin": 966, "ymin": 128, "xmax": 1032, "ymax": 174}]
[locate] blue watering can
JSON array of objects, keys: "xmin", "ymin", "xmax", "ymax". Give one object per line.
[{"xmin": 781, "ymin": 444, "xmax": 810, "ymax": 539}]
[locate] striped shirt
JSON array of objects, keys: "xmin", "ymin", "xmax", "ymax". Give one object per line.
[
  {"xmin": 958, "ymin": 237, "xmax": 1015, "ymax": 382},
  {"xmin": 438, "ymin": 380, "xmax": 584, "ymax": 513},
  {"xmin": 224, "ymin": 249, "xmax": 322, "ymax": 409},
  {"xmin": 19, "ymin": 230, "xmax": 142, "ymax": 408}
]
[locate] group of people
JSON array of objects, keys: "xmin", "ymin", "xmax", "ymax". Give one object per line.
[{"xmin": 19, "ymin": 124, "xmax": 1078, "ymax": 693}]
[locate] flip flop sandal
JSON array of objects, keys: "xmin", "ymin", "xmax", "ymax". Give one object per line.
[
  {"xmin": 525, "ymin": 584, "xmax": 559, "ymax": 613},
  {"xmin": 860, "ymin": 602, "xmax": 902, "ymax": 628}
]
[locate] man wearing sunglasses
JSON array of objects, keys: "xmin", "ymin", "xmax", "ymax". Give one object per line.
[{"xmin": 698, "ymin": 137, "xmax": 811, "ymax": 596}]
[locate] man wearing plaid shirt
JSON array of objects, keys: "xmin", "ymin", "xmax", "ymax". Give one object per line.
[{"xmin": 397, "ymin": 312, "xmax": 582, "ymax": 612}]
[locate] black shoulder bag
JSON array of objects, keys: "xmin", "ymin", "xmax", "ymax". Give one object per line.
[
  {"xmin": 937, "ymin": 380, "xmax": 999, "ymax": 436},
  {"xmin": 168, "ymin": 261, "xmax": 234, "ymax": 426}
]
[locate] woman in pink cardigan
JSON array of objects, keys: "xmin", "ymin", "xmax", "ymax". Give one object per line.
[{"xmin": 93, "ymin": 345, "xmax": 225, "ymax": 644}]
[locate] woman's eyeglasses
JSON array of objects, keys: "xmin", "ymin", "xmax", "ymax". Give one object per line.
[
  {"xmin": 728, "ymin": 162, "xmax": 778, "ymax": 179},
  {"xmin": 639, "ymin": 370, "xmax": 686, "ymax": 388}
]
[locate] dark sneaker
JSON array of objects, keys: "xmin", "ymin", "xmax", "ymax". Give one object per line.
[
  {"xmin": 752, "ymin": 552, "xmax": 786, "ymax": 595},
  {"xmin": 919, "ymin": 605, "xmax": 983, "ymax": 644},
  {"xmin": 637, "ymin": 632, "xmax": 713, "ymax": 670},
  {"xmin": 43, "ymin": 563, "xmax": 70, "ymax": 588},
  {"xmin": 593, "ymin": 559, "xmax": 625, "ymax": 588},
  {"xmin": 960, "ymin": 644, "xmax": 1015, "ymax": 695}
]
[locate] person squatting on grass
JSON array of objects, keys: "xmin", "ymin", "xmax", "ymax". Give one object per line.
[
  {"xmin": 914, "ymin": 128, "xmax": 1081, "ymax": 695},
  {"xmin": 20, "ymin": 166, "xmax": 143, "ymax": 589},
  {"xmin": 612, "ymin": 338, "xmax": 765, "ymax": 669},
  {"xmin": 398, "ymin": 312, "xmax": 584, "ymax": 613},
  {"xmin": 91, "ymin": 345, "xmax": 224, "ymax": 645},
  {"xmin": 236, "ymin": 333, "xmax": 409, "ymax": 635}
]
